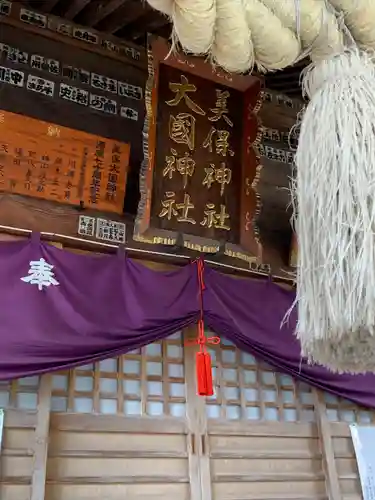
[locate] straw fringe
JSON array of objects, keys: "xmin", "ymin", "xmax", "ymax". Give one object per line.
[{"xmin": 289, "ymin": 48, "xmax": 375, "ymax": 373}]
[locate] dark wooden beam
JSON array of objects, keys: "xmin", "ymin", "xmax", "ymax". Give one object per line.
[
  {"xmin": 0, "ymin": 194, "xmax": 294, "ymax": 283},
  {"xmin": 97, "ymin": 0, "xmax": 148, "ymax": 35},
  {"xmin": 153, "ymin": 22, "xmax": 172, "ymax": 40},
  {"xmin": 79, "ymin": 0, "xmax": 129, "ymax": 27},
  {"xmin": 1, "ymin": 9, "xmax": 146, "ymax": 69},
  {"xmin": 63, "ymin": 0, "xmax": 92, "ymax": 20},
  {"xmin": 40, "ymin": 0, "xmax": 61, "ymax": 12},
  {"xmin": 130, "ymin": 11, "xmax": 169, "ymax": 42}
]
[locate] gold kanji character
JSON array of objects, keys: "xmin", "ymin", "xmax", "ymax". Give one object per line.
[
  {"xmin": 202, "ymin": 164, "xmax": 215, "ymax": 189},
  {"xmin": 166, "ymin": 75, "xmax": 205, "ymax": 116},
  {"xmin": 169, "ymin": 113, "xmax": 196, "ymax": 150},
  {"xmin": 176, "ymin": 193, "xmax": 196, "ymax": 224},
  {"xmin": 215, "ymin": 162, "xmax": 232, "ymax": 196},
  {"xmin": 201, "ymin": 203, "xmax": 230, "ymax": 231},
  {"xmin": 200, "ymin": 203, "xmax": 216, "ymax": 229},
  {"xmin": 216, "ymin": 130, "xmax": 233, "ymax": 157},
  {"xmin": 203, "ymin": 163, "xmax": 232, "ymax": 195},
  {"xmin": 208, "ymin": 90, "xmax": 233, "ymax": 127},
  {"xmin": 159, "ymin": 192, "xmax": 196, "ymax": 224},
  {"xmin": 163, "ymin": 149, "xmax": 196, "ymax": 189},
  {"xmin": 215, "ymin": 204, "xmax": 231, "ymax": 230},
  {"xmin": 163, "ymin": 150, "xmax": 177, "ymax": 179},
  {"xmin": 176, "ymin": 153, "xmax": 195, "ymax": 189},
  {"xmin": 203, "ymin": 127, "xmax": 234, "ymax": 157},
  {"xmin": 202, "ymin": 127, "xmax": 215, "ymax": 153},
  {"xmin": 159, "ymin": 191, "xmax": 178, "ymax": 220}
]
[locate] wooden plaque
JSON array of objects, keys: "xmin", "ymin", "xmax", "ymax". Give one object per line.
[
  {"xmin": 134, "ymin": 37, "xmax": 264, "ymax": 262},
  {"xmin": 0, "ymin": 110, "xmax": 130, "ymax": 213}
]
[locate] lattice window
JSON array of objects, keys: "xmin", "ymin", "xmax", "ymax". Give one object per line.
[
  {"xmin": 50, "ymin": 331, "xmax": 186, "ymax": 417},
  {"xmin": 206, "ymin": 334, "xmax": 315, "ymax": 422},
  {"xmin": 0, "ymin": 375, "xmax": 40, "ymax": 410},
  {"xmin": 324, "ymin": 392, "xmax": 375, "ymax": 424}
]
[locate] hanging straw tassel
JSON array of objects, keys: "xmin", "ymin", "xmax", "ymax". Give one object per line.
[{"xmin": 290, "ymin": 47, "xmax": 375, "ymax": 373}]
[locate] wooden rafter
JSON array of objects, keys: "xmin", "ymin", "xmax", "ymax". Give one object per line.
[
  {"xmin": 80, "ymin": 0, "xmax": 129, "ymax": 27},
  {"xmin": 40, "ymin": 0, "xmax": 61, "ymax": 12},
  {"xmin": 129, "ymin": 11, "xmax": 169, "ymax": 42},
  {"xmin": 63, "ymin": 0, "xmax": 92, "ymax": 20},
  {"xmin": 96, "ymin": 0, "xmax": 149, "ymax": 34}
]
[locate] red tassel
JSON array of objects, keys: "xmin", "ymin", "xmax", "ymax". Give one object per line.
[{"xmin": 196, "ymin": 351, "xmax": 214, "ymax": 396}]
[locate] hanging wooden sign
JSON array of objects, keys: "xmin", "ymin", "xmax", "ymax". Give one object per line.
[
  {"xmin": 0, "ymin": 18, "xmax": 145, "ymax": 174},
  {"xmin": 134, "ymin": 37, "xmax": 264, "ymax": 264},
  {"xmin": 0, "ymin": 110, "xmax": 130, "ymax": 213}
]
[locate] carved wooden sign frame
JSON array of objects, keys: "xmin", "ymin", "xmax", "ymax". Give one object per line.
[{"xmin": 134, "ymin": 36, "xmax": 264, "ymax": 264}]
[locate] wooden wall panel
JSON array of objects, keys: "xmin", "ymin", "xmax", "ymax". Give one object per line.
[
  {"xmin": 208, "ymin": 422, "xmax": 325, "ymax": 500},
  {"xmin": 45, "ymin": 414, "xmax": 189, "ymax": 500},
  {"xmin": 0, "ymin": 410, "xmax": 37, "ymax": 500},
  {"xmin": 331, "ymin": 424, "xmax": 362, "ymax": 500},
  {"xmin": 204, "ymin": 335, "xmax": 326, "ymax": 500}
]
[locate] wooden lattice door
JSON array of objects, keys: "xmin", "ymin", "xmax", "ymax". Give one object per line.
[{"xmin": 0, "ymin": 330, "xmax": 204, "ymax": 500}]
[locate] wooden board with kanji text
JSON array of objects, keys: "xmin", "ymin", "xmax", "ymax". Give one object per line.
[
  {"xmin": 0, "ymin": 109, "xmax": 130, "ymax": 213},
  {"xmin": 134, "ymin": 37, "xmax": 264, "ymax": 263}
]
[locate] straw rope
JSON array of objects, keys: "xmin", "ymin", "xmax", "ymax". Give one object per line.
[
  {"xmin": 146, "ymin": 0, "xmax": 375, "ymax": 372},
  {"xmin": 146, "ymin": 0, "xmax": 372, "ymax": 72}
]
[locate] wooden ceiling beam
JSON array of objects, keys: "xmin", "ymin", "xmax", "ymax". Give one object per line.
[
  {"xmin": 130, "ymin": 12, "xmax": 169, "ymax": 42},
  {"xmin": 63, "ymin": 0, "xmax": 92, "ymax": 20},
  {"xmin": 40, "ymin": 0, "xmax": 61, "ymax": 13},
  {"xmin": 96, "ymin": 0, "xmax": 149, "ymax": 34},
  {"xmin": 80, "ymin": 0, "xmax": 129, "ymax": 27}
]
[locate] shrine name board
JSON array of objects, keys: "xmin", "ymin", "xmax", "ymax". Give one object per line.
[
  {"xmin": 151, "ymin": 64, "xmax": 242, "ymax": 242},
  {"xmin": 135, "ymin": 37, "xmax": 263, "ymax": 261},
  {"xmin": 0, "ymin": 110, "xmax": 130, "ymax": 213}
]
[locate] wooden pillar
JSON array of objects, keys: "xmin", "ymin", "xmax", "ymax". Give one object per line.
[
  {"xmin": 183, "ymin": 327, "xmax": 213, "ymax": 500},
  {"xmin": 313, "ymin": 389, "xmax": 341, "ymax": 500},
  {"xmin": 31, "ymin": 240, "xmax": 61, "ymax": 500},
  {"xmin": 0, "ymin": 409, "xmax": 4, "ymax": 453},
  {"xmin": 31, "ymin": 374, "xmax": 52, "ymax": 500}
]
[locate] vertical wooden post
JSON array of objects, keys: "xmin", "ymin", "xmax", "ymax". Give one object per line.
[
  {"xmin": 31, "ymin": 374, "xmax": 52, "ymax": 500},
  {"xmin": 313, "ymin": 388, "xmax": 341, "ymax": 500},
  {"xmin": 0, "ymin": 409, "xmax": 4, "ymax": 453},
  {"xmin": 31, "ymin": 240, "xmax": 60, "ymax": 500},
  {"xmin": 183, "ymin": 327, "xmax": 212, "ymax": 500}
]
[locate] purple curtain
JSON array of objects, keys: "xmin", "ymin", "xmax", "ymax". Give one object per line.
[
  {"xmin": 204, "ymin": 267, "xmax": 375, "ymax": 408},
  {"xmin": 1, "ymin": 233, "xmax": 375, "ymax": 409},
  {"xmin": 0, "ymin": 234, "xmax": 198, "ymax": 379}
]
